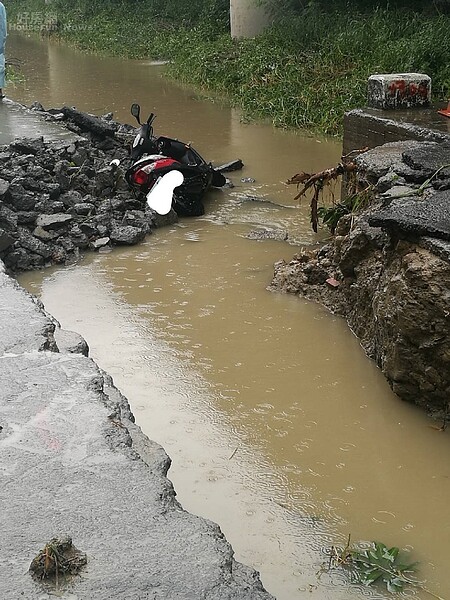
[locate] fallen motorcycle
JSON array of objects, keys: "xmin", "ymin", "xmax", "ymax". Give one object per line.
[{"xmin": 125, "ymin": 103, "xmax": 227, "ymax": 217}]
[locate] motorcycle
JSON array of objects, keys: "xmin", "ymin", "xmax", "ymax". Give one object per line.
[{"xmin": 125, "ymin": 103, "xmax": 227, "ymax": 217}]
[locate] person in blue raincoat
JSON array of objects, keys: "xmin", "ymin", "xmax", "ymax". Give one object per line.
[{"xmin": 0, "ymin": 1, "xmax": 7, "ymax": 99}]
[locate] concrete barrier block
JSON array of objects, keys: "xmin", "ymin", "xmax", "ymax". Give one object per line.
[{"xmin": 368, "ymin": 73, "xmax": 431, "ymax": 110}]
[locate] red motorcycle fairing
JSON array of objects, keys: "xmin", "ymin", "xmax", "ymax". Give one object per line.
[
  {"xmin": 129, "ymin": 154, "xmax": 180, "ymax": 187},
  {"xmin": 127, "ymin": 156, "xmax": 180, "ymax": 189},
  {"xmin": 125, "ymin": 155, "xmax": 208, "ymax": 216}
]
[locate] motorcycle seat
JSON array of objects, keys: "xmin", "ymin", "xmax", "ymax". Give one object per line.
[{"xmin": 158, "ymin": 137, "xmax": 198, "ymax": 166}]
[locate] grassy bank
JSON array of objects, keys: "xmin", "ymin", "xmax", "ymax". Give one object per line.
[{"xmin": 5, "ymin": 0, "xmax": 450, "ymax": 136}]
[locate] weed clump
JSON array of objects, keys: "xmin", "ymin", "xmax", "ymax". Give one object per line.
[{"xmin": 29, "ymin": 536, "xmax": 87, "ymax": 583}]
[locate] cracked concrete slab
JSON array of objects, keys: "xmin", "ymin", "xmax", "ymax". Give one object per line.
[
  {"xmin": 0, "ymin": 262, "xmax": 274, "ymax": 600},
  {"xmin": 0, "ymin": 262, "xmax": 57, "ymax": 354}
]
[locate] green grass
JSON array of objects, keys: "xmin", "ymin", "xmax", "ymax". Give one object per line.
[{"xmin": 5, "ymin": 0, "xmax": 450, "ymax": 136}]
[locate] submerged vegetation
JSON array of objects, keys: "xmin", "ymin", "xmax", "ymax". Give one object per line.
[
  {"xmin": 324, "ymin": 536, "xmax": 445, "ymax": 599},
  {"xmin": 5, "ymin": 59, "xmax": 25, "ymax": 85},
  {"xmin": 6, "ymin": 0, "xmax": 450, "ymax": 135}
]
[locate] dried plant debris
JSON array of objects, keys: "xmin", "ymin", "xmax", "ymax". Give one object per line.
[
  {"xmin": 29, "ymin": 536, "xmax": 87, "ymax": 583},
  {"xmin": 287, "ymin": 147, "xmax": 368, "ymax": 232}
]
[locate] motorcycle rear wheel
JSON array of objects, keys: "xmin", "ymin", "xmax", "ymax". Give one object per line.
[{"xmin": 173, "ymin": 192, "xmax": 205, "ymax": 217}]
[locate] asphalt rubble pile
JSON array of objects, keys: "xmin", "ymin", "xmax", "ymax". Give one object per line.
[
  {"xmin": 0, "ymin": 104, "xmax": 275, "ymax": 599},
  {"xmin": 0, "ymin": 103, "xmax": 178, "ymax": 273},
  {"xmin": 269, "ymin": 139, "xmax": 450, "ymax": 416}
]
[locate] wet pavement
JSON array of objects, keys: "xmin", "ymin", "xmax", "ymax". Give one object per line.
[
  {"xmin": 0, "ymin": 98, "xmax": 78, "ymax": 144},
  {"xmin": 379, "ymin": 104, "xmax": 450, "ymax": 134}
]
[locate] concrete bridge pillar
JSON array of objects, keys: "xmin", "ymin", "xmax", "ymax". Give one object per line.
[{"xmin": 230, "ymin": 0, "xmax": 270, "ymax": 39}]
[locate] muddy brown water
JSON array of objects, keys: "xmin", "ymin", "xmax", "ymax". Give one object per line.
[{"xmin": 9, "ymin": 32, "xmax": 450, "ymax": 600}]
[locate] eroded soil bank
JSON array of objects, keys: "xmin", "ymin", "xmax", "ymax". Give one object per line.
[{"xmin": 269, "ymin": 139, "xmax": 450, "ymax": 416}]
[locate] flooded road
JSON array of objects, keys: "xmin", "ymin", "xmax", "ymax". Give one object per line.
[{"xmin": 8, "ymin": 32, "xmax": 450, "ymax": 600}]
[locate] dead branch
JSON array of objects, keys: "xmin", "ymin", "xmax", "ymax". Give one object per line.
[{"xmin": 287, "ymin": 147, "xmax": 368, "ymax": 232}]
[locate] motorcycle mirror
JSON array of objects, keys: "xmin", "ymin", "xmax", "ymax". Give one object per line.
[
  {"xmin": 146, "ymin": 170, "xmax": 184, "ymax": 215},
  {"xmin": 131, "ymin": 103, "xmax": 141, "ymax": 124},
  {"xmin": 146, "ymin": 112, "xmax": 155, "ymax": 137}
]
